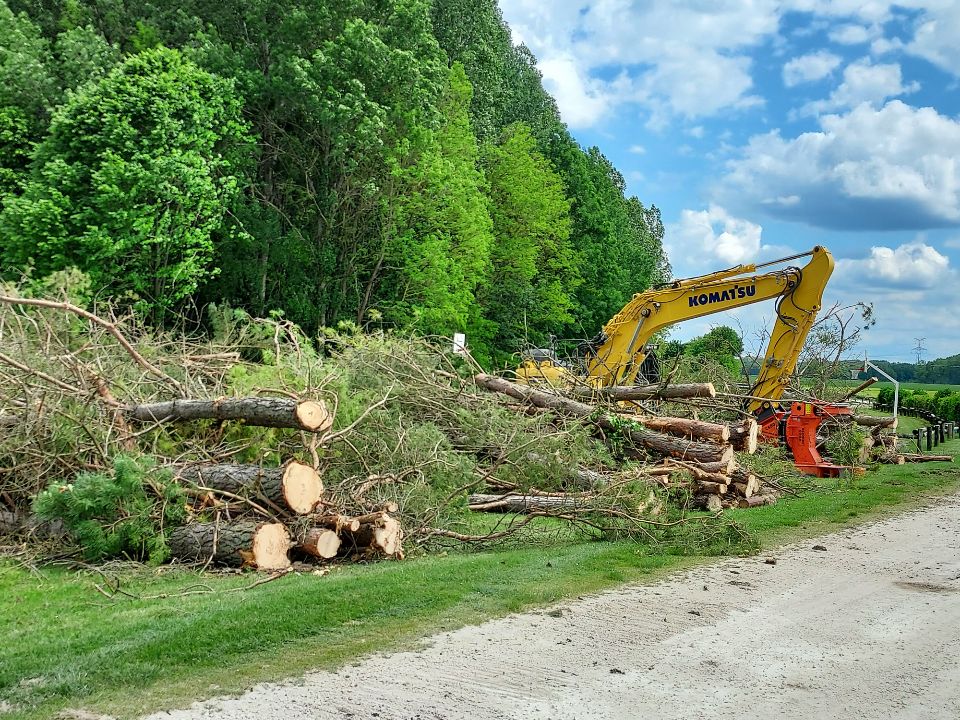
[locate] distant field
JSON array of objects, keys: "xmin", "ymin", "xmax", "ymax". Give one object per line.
[{"xmin": 789, "ymin": 379, "xmax": 960, "ymax": 400}]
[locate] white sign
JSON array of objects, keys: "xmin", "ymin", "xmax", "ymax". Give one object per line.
[{"xmin": 452, "ymin": 333, "xmax": 467, "ymax": 355}]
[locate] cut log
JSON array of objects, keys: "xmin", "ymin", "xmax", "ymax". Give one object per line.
[
  {"xmin": 735, "ymin": 494, "xmax": 777, "ymax": 508},
  {"xmin": 0, "ymin": 414, "xmax": 18, "ymax": 428},
  {"xmin": 731, "ymin": 473, "xmax": 760, "ymax": 498},
  {"xmin": 127, "ymin": 397, "xmax": 333, "ymax": 433},
  {"xmin": 698, "ymin": 494, "xmax": 724, "ymax": 512},
  {"xmin": 695, "ymin": 481, "xmax": 728, "ymax": 495},
  {"xmin": 312, "ymin": 514, "xmax": 361, "ymax": 533},
  {"xmin": 853, "ymin": 414, "xmax": 897, "ymax": 430},
  {"xmin": 638, "ymin": 416, "xmax": 730, "ymax": 443},
  {"xmin": 567, "ymin": 382, "xmax": 716, "ymax": 401},
  {"xmin": 341, "ymin": 512, "xmax": 403, "ymax": 558},
  {"xmin": 298, "ymin": 528, "xmax": 341, "ymax": 559},
  {"xmin": 663, "ymin": 459, "xmax": 730, "ymax": 484},
  {"xmin": 680, "ymin": 458, "xmax": 736, "ymax": 475},
  {"xmin": 467, "ymin": 493, "xmax": 586, "ymax": 512},
  {"xmin": 176, "ymin": 461, "xmax": 323, "ymax": 514},
  {"xmin": 900, "ymin": 454, "xmax": 953, "ymax": 463},
  {"xmin": 168, "ymin": 521, "xmax": 291, "ymax": 570},
  {"xmin": 841, "ymin": 377, "xmax": 878, "ymax": 401},
  {"xmin": 472, "ymin": 374, "xmax": 732, "ymax": 464},
  {"xmin": 728, "ymin": 418, "xmax": 759, "ymax": 454}
]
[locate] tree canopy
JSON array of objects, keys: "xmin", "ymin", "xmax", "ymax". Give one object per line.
[{"xmin": 0, "ymin": 0, "xmax": 669, "ymax": 365}]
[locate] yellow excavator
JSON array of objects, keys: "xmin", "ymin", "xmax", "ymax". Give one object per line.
[{"xmin": 516, "ymin": 246, "xmax": 852, "ymax": 477}]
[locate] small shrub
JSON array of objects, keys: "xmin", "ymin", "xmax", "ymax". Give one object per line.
[{"xmin": 33, "ymin": 455, "xmax": 186, "ymax": 563}]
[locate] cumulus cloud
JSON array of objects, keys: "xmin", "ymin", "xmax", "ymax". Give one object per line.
[
  {"xmin": 628, "ymin": 144, "xmax": 646, "ymax": 154},
  {"xmin": 827, "ymin": 23, "xmax": 877, "ymax": 45},
  {"xmin": 905, "ymin": 5, "xmax": 960, "ymax": 75},
  {"xmin": 536, "ymin": 55, "xmax": 611, "ymax": 128},
  {"xmin": 797, "ymin": 59, "xmax": 919, "ymax": 116},
  {"xmin": 837, "ymin": 241, "xmax": 950, "ymax": 288},
  {"xmin": 668, "ymin": 205, "xmax": 763, "ymax": 266},
  {"xmin": 721, "ymin": 100, "xmax": 960, "ymax": 230},
  {"xmin": 783, "ymin": 51, "xmax": 842, "ymax": 86}
]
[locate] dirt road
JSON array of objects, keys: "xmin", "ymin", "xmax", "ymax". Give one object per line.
[{"xmin": 150, "ymin": 496, "xmax": 960, "ymax": 720}]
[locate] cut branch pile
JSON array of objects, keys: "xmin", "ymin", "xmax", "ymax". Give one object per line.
[{"xmin": 471, "ymin": 374, "xmax": 774, "ymax": 512}]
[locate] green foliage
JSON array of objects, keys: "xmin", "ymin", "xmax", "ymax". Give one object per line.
[
  {"xmin": 480, "ymin": 122, "xmax": 578, "ymax": 361},
  {"xmin": 684, "ymin": 325, "xmax": 744, "ymax": 374},
  {"xmin": 825, "ymin": 424, "xmax": 868, "ymax": 468},
  {"xmin": 33, "ymin": 455, "xmax": 187, "ymax": 563},
  {"xmin": 1, "ymin": 46, "xmax": 251, "ymax": 318}
]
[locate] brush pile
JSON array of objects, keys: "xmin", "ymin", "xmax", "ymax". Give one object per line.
[{"xmin": 0, "ymin": 283, "xmax": 773, "ymax": 569}]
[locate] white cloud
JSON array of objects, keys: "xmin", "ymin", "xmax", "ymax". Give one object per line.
[
  {"xmin": 536, "ymin": 55, "xmax": 611, "ymax": 128},
  {"xmin": 798, "ymin": 59, "xmax": 919, "ymax": 116},
  {"xmin": 722, "ymin": 100, "xmax": 960, "ymax": 229},
  {"xmin": 943, "ymin": 236, "xmax": 960, "ymax": 249},
  {"xmin": 628, "ymin": 144, "xmax": 646, "ymax": 154},
  {"xmin": 783, "ymin": 51, "xmax": 842, "ymax": 86},
  {"xmin": 687, "ymin": 126, "xmax": 705, "ymax": 139},
  {"xmin": 837, "ymin": 241, "xmax": 950, "ymax": 288},
  {"xmin": 905, "ymin": 4, "xmax": 960, "ymax": 76},
  {"xmin": 827, "ymin": 23, "xmax": 876, "ymax": 45},
  {"xmin": 668, "ymin": 205, "xmax": 763, "ymax": 266}
]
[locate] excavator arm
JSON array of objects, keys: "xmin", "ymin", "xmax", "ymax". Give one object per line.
[{"xmin": 585, "ymin": 246, "xmax": 835, "ymax": 412}]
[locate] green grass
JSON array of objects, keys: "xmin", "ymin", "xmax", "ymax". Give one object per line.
[{"xmin": 3, "ymin": 445, "xmax": 960, "ymax": 720}]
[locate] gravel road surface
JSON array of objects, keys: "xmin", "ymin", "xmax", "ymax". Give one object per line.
[{"xmin": 148, "ymin": 495, "xmax": 960, "ymax": 720}]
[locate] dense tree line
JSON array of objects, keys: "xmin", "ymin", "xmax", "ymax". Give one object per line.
[
  {"xmin": 0, "ymin": 0, "xmax": 668, "ymax": 365},
  {"xmin": 866, "ymin": 355, "xmax": 960, "ymax": 386}
]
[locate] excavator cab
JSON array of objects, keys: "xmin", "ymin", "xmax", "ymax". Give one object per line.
[{"xmin": 515, "ymin": 347, "xmax": 572, "ymax": 386}]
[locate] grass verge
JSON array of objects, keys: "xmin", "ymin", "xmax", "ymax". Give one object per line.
[{"xmin": 3, "ymin": 443, "xmax": 960, "ymax": 720}]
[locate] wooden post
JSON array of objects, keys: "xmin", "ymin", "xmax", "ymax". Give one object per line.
[
  {"xmin": 927, "ymin": 427, "xmax": 933, "ymax": 451},
  {"xmin": 913, "ymin": 429, "xmax": 921, "ymax": 452},
  {"xmin": 938, "ymin": 422, "xmax": 946, "ymax": 444}
]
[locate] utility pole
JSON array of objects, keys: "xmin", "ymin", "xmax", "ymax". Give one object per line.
[{"xmin": 914, "ymin": 337, "xmax": 926, "ymax": 365}]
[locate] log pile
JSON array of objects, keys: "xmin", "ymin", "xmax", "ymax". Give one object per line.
[
  {"xmin": 126, "ymin": 396, "xmax": 404, "ymax": 570},
  {"xmin": 471, "ymin": 374, "xmax": 776, "ymax": 513}
]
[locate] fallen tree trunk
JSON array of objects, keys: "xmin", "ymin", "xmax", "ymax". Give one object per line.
[
  {"xmin": 567, "ymin": 382, "xmax": 716, "ymax": 401},
  {"xmin": 473, "ymin": 374, "xmax": 733, "ymax": 464},
  {"xmin": 467, "ymin": 493, "xmax": 586, "ymax": 512},
  {"xmin": 168, "ymin": 521, "xmax": 291, "ymax": 570},
  {"xmin": 728, "ymin": 418, "xmax": 759, "ymax": 454},
  {"xmin": 853, "ymin": 414, "xmax": 897, "ymax": 430},
  {"xmin": 638, "ymin": 416, "xmax": 730, "ymax": 443},
  {"xmin": 662, "ymin": 459, "xmax": 730, "ymax": 485},
  {"xmin": 341, "ymin": 512, "xmax": 403, "ymax": 558},
  {"xmin": 297, "ymin": 528, "xmax": 341, "ymax": 559},
  {"xmin": 175, "ymin": 462, "xmax": 323, "ymax": 514},
  {"xmin": 127, "ymin": 397, "xmax": 333, "ymax": 433},
  {"xmin": 900, "ymin": 454, "xmax": 953, "ymax": 463},
  {"xmin": 735, "ymin": 494, "xmax": 777, "ymax": 508}
]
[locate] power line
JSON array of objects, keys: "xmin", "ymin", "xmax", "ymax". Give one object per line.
[{"xmin": 913, "ymin": 337, "xmax": 926, "ymax": 365}]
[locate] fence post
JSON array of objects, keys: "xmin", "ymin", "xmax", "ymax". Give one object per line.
[{"xmin": 927, "ymin": 426, "xmax": 934, "ymax": 451}]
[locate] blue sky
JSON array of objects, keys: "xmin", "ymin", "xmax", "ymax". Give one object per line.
[{"xmin": 498, "ymin": 0, "xmax": 960, "ymax": 363}]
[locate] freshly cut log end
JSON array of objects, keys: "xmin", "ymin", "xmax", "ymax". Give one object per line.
[
  {"xmin": 295, "ymin": 400, "xmax": 334, "ymax": 434},
  {"xmin": 314, "ymin": 514, "xmax": 361, "ymax": 533},
  {"xmin": 640, "ymin": 416, "xmax": 731, "ymax": 444},
  {"xmin": 168, "ymin": 521, "xmax": 291, "ymax": 570},
  {"xmin": 729, "ymin": 419, "xmax": 759, "ymax": 454},
  {"xmin": 282, "ymin": 461, "xmax": 324, "ymax": 514},
  {"xmin": 300, "ymin": 528, "xmax": 341, "ymax": 559},
  {"xmin": 343, "ymin": 513, "xmax": 404, "ymax": 558}
]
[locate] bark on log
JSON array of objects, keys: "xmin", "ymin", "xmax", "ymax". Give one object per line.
[
  {"xmin": 692, "ymin": 494, "xmax": 723, "ymax": 512},
  {"xmin": 638, "ymin": 416, "xmax": 730, "ymax": 443},
  {"xmin": 312, "ymin": 514, "xmax": 361, "ymax": 532},
  {"xmin": 677, "ymin": 458, "xmax": 735, "ymax": 475},
  {"xmin": 298, "ymin": 528, "xmax": 341, "ymax": 559},
  {"xmin": 735, "ymin": 494, "xmax": 777, "ymax": 508},
  {"xmin": 731, "ymin": 473, "xmax": 760, "ymax": 498},
  {"xmin": 467, "ymin": 493, "xmax": 587, "ymax": 512},
  {"xmin": 695, "ymin": 481, "xmax": 728, "ymax": 495},
  {"xmin": 842, "ymin": 377, "xmax": 878, "ymax": 401},
  {"xmin": 127, "ymin": 397, "xmax": 333, "ymax": 433},
  {"xmin": 168, "ymin": 521, "xmax": 291, "ymax": 569},
  {"xmin": 728, "ymin": 418, "xmax": 759, "ymax": 454},
  {"xmin": 663, "ymin": 459, "xmax": 731, "ymax": 485},
  {"xmin": 853, "ymin": 414, "xmax": 897, "ymax": 430},
  {"xmin": 567, "ymin": 382, "xmax": 716, "ymax": 401},
  {"xmin": 473, "ymin": 374, "xmax": 733, "ymax": 464},
  {"xmin": 176, "ymin": 461, "xmax": 323, "ymax": 514},
  {"xmin": 341, "ymin": 512, "xmax": 403, "ymax": 557},
  {"xmin": 900, "ymin": 454, "xmax": 953, "ymax": 463}
]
